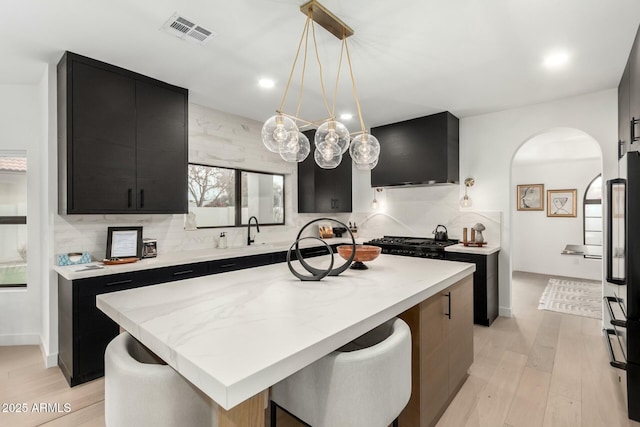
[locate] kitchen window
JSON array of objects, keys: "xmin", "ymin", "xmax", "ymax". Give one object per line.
[
  {"xmin": 583, "ymin": 174, "xmax": 602, "ymax": 259},
  {"xmin": 187, "ymin": 163, "xmax": 284, "ymax": 228},
  {"xmin": 0, "ymin": 153, "xmax": 27, "ymax": 288}
]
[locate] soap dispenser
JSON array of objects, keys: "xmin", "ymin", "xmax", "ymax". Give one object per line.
[{"xmin": 218, "ymin": 232, "xmax": 227, "ymax": 249}]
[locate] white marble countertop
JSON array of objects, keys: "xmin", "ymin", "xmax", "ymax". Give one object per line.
[
  {"xmin": 445, "ymin": 243, "xmax": 501, "ymax": 255},
  {"xmin": 54, "ymin": 238, "xmax": 362, "ymax": 281},
  {"xmin": 97, "ymin": 255, "xmax": 475, "ymax": 410}
]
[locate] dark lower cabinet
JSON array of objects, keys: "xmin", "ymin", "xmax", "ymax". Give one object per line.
[
  {"xmin": 444, "ymin": 251, "xmax": 499, "ymax": 326},
  {"xmin": 58, "ymin": 245, "xmax": 340, "ymax": 386}
]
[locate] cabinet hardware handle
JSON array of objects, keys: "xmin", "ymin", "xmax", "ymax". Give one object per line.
[
  {"xmin": 172, "ymin": 270, "xmax": 194, "ymax": 276},
  {"xmin": 105, "ymin": 279, "xmax": 133, "ymax": 287},
  {"xmin": 306, "ymin": 250, "xmax": 326, "ymax": 256},
  {"xmin": 221, "ymin": 263, "xmax": 236, "ymax": 268},
  {"xmin": 127, "ymin": 189, "xmax": 132, "ymax": 208},
  {"xmin": 444, "ymin": 292, "xmax": 451, "ymax": 319},
  {"xmin": 140, "ymin": 189, "xmax": 145, "ymax": 208},
  {"xmin": 631, "ymin": 118, "xmax": 640, "ymax": 144},
  {"xmin": 603, "ymin": 328, "xmax": 627, "ymax": 370},
  {"xmin": 604, "ymin": 296, "xmax": 627, "ymax": 328}
]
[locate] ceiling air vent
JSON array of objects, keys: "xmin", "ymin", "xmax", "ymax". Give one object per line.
[{"xmin": 161, "ymin": 13, "xmax": 216, "ymax": 44}]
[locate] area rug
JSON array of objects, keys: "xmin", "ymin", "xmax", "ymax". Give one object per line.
[{"xmin": 537, "ymin": 278, "xmax": 602, "ymax": 319}]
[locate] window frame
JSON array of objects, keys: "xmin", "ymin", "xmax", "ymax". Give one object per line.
[
  {"xmin": 583, "ymin": 173, "xmax": 602, "ymax": 259},
  {"xmin": 188, "ymin": 162, "xmax": 285, "ymax": 229},
  {"xmin": 0, "ymin": 153, "xmax": 27, "ymax": 288}
]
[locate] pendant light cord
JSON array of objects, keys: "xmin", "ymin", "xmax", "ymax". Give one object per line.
[
  {"xmin": 344, "ymin": 38, "xmax": 366, "ymax": 134},
  {"xmin": 310, "ymin": 15, "xmax": 333, "ymax": 118},
  {"xmin": 278, "ymin": 15, "xmax": 312, "ymax": 113},
  {"xmin": 276, "ymin": 4, "xmax": 364, "ymax": 131}
]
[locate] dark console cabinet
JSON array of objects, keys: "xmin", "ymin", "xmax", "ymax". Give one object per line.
[
  {"xmin": 57, "ymin": 52, "xmax": 188, "ymax": 214},
  {"xmin": 298, "ymin": 130, "xmax": 352, "ymax": 213},
  {"xmin": 445, "ymin": 251, "xmax": 499, "ymax": 326}
]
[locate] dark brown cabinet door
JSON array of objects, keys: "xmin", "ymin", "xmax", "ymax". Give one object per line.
[
  {"xmin": 620, "ymin": 60, "xmax": 631, "ymax": 152},
  {"xmin": 58, "ymin": 52, "xmax": 188, "ymax": 214},
  {"xmin": 135, "ymin": 80, "xmax": 188, "ymax": 213},
  {"xmin": 297, "ymin": 129, "xmax": 352, "ymax": 213},
  {"xmin": 71, "ymin": 62, "xmax": 136, "ymax": 212},
  {"xmin": 630, "ymin": 40, "xmax": 640, "ymax": 151}
]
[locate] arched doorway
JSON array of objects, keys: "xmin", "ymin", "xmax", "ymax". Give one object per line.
[{"xmin": 509, "ymin": 127, "xmax": 603, "ymax": 314}]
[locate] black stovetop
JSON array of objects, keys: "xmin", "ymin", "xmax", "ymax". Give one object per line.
[
  {"xmin": 366, "ymin": 235, "xmax": 459, "ymax": 248},
  {"xmin": 365, "ymin": 235, "xmax": 458, "ymax": 259}
]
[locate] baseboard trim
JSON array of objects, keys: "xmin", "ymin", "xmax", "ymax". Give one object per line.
[
  {"xmin": 39, "ymin": 338, "xmax": 58, "ymax": 368},
  {"xmin": 0, "ymin": 333, "xmax": 40, "ymax": 346},
  {"xmin": 499, "ymin": 306, "xmax": 512, "ymax": 318}
]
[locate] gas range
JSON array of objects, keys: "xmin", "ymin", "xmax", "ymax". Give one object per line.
[{"xmin": 365, "ymin": 235, "xmax": 459, "ymax": 259}]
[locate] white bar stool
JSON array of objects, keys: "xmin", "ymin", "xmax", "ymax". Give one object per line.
[
  {"xmin": 271, "ymin": 317, "xmax": 412, "ymax": 427},
  {"xmin": 104, "ymin": 332, "xmax": 216, "ymax": 427}
]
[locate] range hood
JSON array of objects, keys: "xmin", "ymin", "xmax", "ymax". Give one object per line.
[{"xmin": 371, "ymin": 111, "xmax": 459, "ymax": 187}]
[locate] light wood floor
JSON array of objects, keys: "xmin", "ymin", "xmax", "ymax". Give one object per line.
[{"xmin": 1, "ymin": 271, "xmax": 638, "ymax": 427}]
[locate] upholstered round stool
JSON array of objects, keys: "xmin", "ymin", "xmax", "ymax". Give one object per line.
[
  {"xmin": 104, "ymin": 332, "xmax": 216, "ymax": 427},
  {"xmin": 271, "ymin": 317, "xmax": 412, "ymax": 427}
]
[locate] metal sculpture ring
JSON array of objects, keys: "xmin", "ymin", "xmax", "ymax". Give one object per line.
[
  {"xmin": 294, "ymin": 218, "xmax": 356, "ymax": 277},
  {"xmin": 286, "ymin": 237, "xmax": 334, "ymax": 281}
]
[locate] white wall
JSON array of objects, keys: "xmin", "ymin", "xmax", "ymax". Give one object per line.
[
  {"xmin": 460, "ymin": 89, "xmax": 618, "ymax": 316},
  {"xmin": 0, "ymin": 82, "xmax": 45, "ymax": 346},
  {"xmin": 512, "ymin": 158, "xmax": 602, "ymax": 280}
]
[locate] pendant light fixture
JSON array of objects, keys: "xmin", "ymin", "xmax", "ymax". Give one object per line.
[{"xmin": 261, "ymin": 0, "xmax": 380, "ymax": 170}]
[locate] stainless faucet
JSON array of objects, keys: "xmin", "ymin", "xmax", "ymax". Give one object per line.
[{"xmin": 247, "ymin": 216, "xmax": 260, "ymax": 245}]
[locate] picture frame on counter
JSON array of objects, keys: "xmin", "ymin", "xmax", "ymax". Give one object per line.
[
  {"xmin": 106, "ymin": 226, "xmax": 143, "ymax": 259},
  {"xmin": 516, "ymin": 184, "xmax": 544, "ymax": 211},
  {"xmin": 547, "ymin": 189, "xmax": 577, "ymax": 217}
]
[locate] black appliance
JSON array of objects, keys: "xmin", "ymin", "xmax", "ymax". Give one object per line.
[
  {"xmin": 605, "ymin": 151, "xmax": 640, "ymax": 422},
  {"xmin": 365, "ymin": 235, "xmax": 458, "ymax": 259}
]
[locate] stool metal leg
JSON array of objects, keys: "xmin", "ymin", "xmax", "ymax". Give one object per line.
[{"xmin": 393, "ymin": 418, "xmax": 399, "ymax": 427}]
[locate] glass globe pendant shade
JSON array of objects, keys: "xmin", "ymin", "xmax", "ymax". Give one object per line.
[
  {"xmin": 460, "ymin": 194, "xmax": 472, "ymax": 208},
  {"xmin": 314, "ymin": 140, "xmax": 342, "ymax": 169},
  {"xmin": 262, "ymin": 114, "xmax": 299, "ymax": 153},
  {"xmin": 280, "ymin": 132, "xmax": 311, "ymax": 162},
  {"xmin": 350, "ymin": 133, "xmax": 380, "ymax": 167},
  {"xmin": 315, "ymin": 120, "xmax": 350, "ymax": 154},
  {"xmin": 354, "ymin": 157, "xmax": 378, "ymax": 171}
]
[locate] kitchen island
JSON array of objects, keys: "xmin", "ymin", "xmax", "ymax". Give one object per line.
[{"xmin": 97, "ymin": 254, "xmax": 475, "ymax": 427}]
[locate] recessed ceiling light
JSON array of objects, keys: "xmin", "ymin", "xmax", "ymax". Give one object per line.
[
  {"xmin": 258, "ymin": 78, "xmax": 275, "ymax": 89},
  {"xmin": 340, "ymin": 113, "xmax": 353, "ymax": 120},
  {"xmin": 543, "ymin": 52, "xmax": 569, "ymax": 69}
]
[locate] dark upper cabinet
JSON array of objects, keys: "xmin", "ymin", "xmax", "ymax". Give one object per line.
[
  {"xmin": 620, "ymin": 59, "xmax": 631, "ymax": 157},
  {"xmin": 623, "ymin": 26, "xmax": 640, "ymax": 154},
  {"xmin": 58, "ymin": 52, "xmax": 188, "ymax": 214},
  {"xmin": 298, "ymin": 130, "xmax": 352, "ymax": 213},
  {"xmin": 371, "ymin": 111, "xmax": 459, "ymax": 187}
]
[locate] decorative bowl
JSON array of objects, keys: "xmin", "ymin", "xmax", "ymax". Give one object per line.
[{"xmin": 337, "ymin": 245, "xmax": 381, "ymax": 270}]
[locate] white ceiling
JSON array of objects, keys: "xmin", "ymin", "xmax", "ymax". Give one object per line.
[
  {"xmin": 512, "ymin": 128, "xmax": 602, "ymax": 164},
  {"xmin": 2, "ymin": 0, "xmax": 640, "ymax": 128}
]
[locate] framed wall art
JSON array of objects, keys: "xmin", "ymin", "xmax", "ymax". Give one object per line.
[
  {"xmin": 547, "ymin": 189, "xmax": 577, "ymax": 217},
  {"xmin": 517, "ymin": 184, "xmax": 544, "ymax": 211}
]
